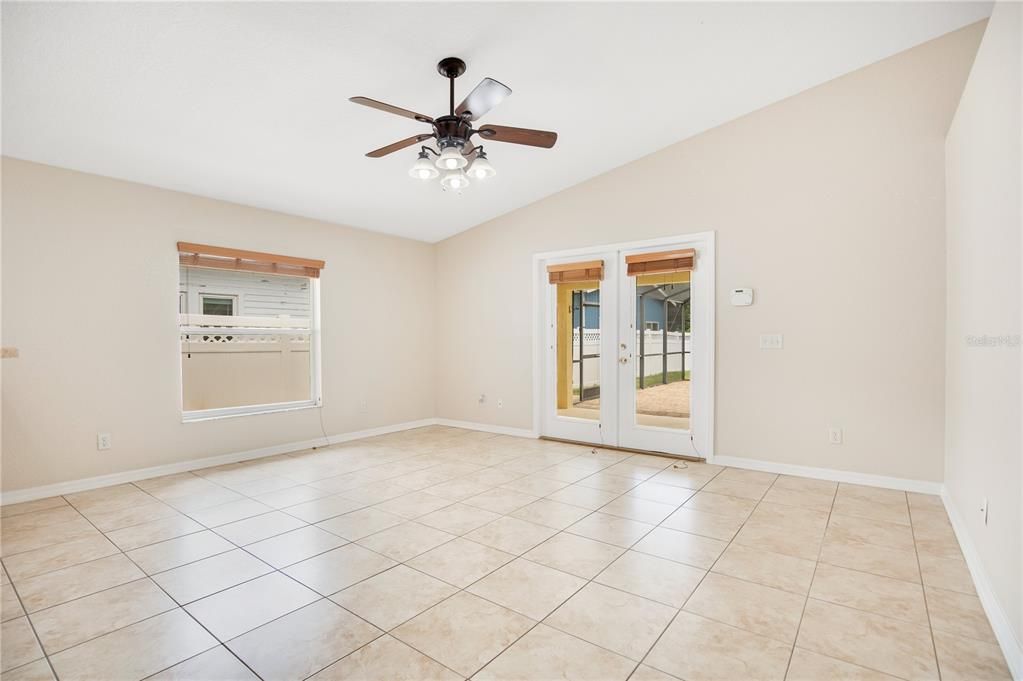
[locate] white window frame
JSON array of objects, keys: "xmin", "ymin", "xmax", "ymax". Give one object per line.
[
  {"xmin": 180, "ymin": 275, "xmax": 322, "ymax": 422},
  {"xmin": 199, "ymin": 292, "xmax": 238, "ymax": 316}
]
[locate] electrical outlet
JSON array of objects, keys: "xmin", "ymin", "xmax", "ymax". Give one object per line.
[
  {"xmin": 497, "ymin": 399, "xmax": 504, "ymax": 409},
  {"xmin": 97, "ymin": 433, "xmax": 112, "ymax": 451},
  {"xmin": 980, "ymin": 498, "xmax": 989, "ymax": 525},
  {"xmin": 478, "ymin": 394, "xmax": 486, "ymax": 405},
  {"xmin": 359, "ymin": 400, "xmax": 368, "ymax": 413},
  {"xmin": 828, "ymin": 428, "xmax": 843, "ymax": 445},
  {"xmin": 759, "ymin": 334, "xmax": 784, "ymax": 349}
]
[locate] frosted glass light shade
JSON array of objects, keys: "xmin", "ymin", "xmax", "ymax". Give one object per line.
[
  {"xmin": 409, "ymin": 154, "xmax": 439, "ymax": 180},
  {"xmin": 440, "ymin": 169, "xmax": 470, "ymax": 192},
  {"xmin": 467, "ymin": 155, "xmax": 496, "ymax": 180},
  {"xmin": 436, "ymin": 145, "xmax": 468, "ymax": 170}
]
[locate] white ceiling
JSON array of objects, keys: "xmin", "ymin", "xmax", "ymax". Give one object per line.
[{"xmin": 2, "ymin": 2, "xmax": 990, "ymax": 242}]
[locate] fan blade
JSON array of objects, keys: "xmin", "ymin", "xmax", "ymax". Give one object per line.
[
  {"xmin": 350, "ymin": 97, "xmax": 434, "ymax": 124},
  {"xmin": 476, "ymin": 124, "xmax": 557, "ymax": 148},
  {"xmin": 455, "ymin": 78, "xmax": 512, "ymax": 121},
  {"xmin": 366, "ymin": 134, "xmax": 434, "ymax": 158}
]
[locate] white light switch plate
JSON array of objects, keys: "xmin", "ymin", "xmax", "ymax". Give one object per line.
[{"xmin": 759, "ymin": 334, "xmax": 784, "ymax": 349}]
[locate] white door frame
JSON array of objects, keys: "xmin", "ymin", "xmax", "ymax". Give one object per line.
[
  {"xmin": 531, "ymin": 232, "xmax": 716, "ymax": 461},
  {"xmin": 537, "ymin": 249, "xmax": 620, "ymax": 448}
]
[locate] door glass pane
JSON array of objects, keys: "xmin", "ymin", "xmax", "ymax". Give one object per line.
[
  {"xmin": 556, "ymin": 282, "xmax": 600, "ymax": 420},
  {"xmin": 634, "ymin": 272, "xmax": 690, "ymax": 429}
]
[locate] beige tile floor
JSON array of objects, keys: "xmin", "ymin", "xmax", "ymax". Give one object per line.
[{"xmin": 0, "ymin": 426, "xmax": 1012, "ymax": 681}]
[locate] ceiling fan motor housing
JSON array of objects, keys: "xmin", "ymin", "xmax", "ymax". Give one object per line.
[{"xmin": 434, "ymin": 115, "xmax": 473, "ymax": 149}]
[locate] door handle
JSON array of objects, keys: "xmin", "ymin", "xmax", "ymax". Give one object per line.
[{"xmin": 619, "ymin": 356, "xmax": 629, "ymax": 364}]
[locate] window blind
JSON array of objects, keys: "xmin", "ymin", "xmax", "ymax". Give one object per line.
[
  {"xmin": 546, "ymin": 260, "xmax": 604, "ymax": 284},
  {"xmin": 625, "ymin": 248, "xmax": 696, "ymax": 276}
]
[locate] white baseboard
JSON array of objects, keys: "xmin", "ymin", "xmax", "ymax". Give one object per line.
[
  {"xmin": 0, "ymin": 418, "xmax": 437, "ymax": 506},
  {"xmin": 712, "ymin": 455, "xmax": 944, "ymax": 494},
  {"xmin": 433, "ymin": 418, "xmax": 537, "ymax": 439},
  {"xmin": 942, "ymin": 490, "xmax": 1023, "ymax": 680}
]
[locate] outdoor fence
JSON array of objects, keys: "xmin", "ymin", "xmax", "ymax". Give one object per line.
[
  {"xmin": 572, "ymin": 329, "xmax": 691, "ymax": 390},
  {"xmin": 179, "ymin": 314, "xmax": 311, "ymax": 411}
]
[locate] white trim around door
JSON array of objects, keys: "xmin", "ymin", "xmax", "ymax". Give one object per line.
[{"xmin": 532, "ymin": 232, "xmax": 715, "ymax": 460}]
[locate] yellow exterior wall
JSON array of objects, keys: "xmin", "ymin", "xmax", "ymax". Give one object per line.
[{"xmin": 555, "ymin": 281, "xmax": 599, "ymax": 409}]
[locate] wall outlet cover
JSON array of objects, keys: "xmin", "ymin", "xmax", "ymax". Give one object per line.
[{"xmin": 97, "ymin": 433, "xmax": 112, "ymax": 450}]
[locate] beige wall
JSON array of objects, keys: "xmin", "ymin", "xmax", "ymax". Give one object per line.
[
  {"xmin": 1, "ymin": 158, "xmax": 436, "ymax": 492},
  {"xmin": 0, "ymin": 22, "xmax": 997, "ymax": 496},
  {"xmin": 434, "ymin": 23, "xmax": 985, "ymax": 483},
  {"xmin": 944, "ymin": 2, "xmax": 1022, "ymax": 656}
]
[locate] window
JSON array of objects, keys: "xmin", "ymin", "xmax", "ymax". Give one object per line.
[
  {"xmin": 178, "ymin": 242, "xmax": 324, "ymax": 421},
  {"xmin": 199, "ymin": 294, "xmax": 237, "ymax": 316},
  {"xmin": 644, "ymin": 321, "xmax": 660, "ymax": 331}
]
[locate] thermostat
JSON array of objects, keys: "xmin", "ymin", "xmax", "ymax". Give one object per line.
[{"xmin": 731, "ymin": 288, "xmax": 754, "ymax": 306}]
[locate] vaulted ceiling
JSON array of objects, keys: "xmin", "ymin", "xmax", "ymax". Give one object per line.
[{"xmin": 2, "ymin": 2, "xmax": 991, "ymax": 242}]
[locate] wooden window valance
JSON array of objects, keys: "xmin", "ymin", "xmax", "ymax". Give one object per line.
[
  {"xmin": 178, "ymin": 242, "xmax": 325, "ymax": 278},
  {"xmin": 547, "ymin": 260, "xmax": 604, "ymax": 284},
  {"xmin": 625, "ymin": 248, "xmax": 696, "ymax": 276}
]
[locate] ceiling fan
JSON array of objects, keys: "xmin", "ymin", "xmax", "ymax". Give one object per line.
[{"xmin": 350, "ymin": 57, "xmax": 558, "ymax": 192}]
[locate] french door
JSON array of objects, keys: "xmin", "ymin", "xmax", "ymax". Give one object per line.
[{"xmin": 537, "ymin": 234, "xmax": 714, "ymax": 458}]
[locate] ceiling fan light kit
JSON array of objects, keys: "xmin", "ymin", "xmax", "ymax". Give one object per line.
[
  {"xmin": 351, "ymin": 57, "xmax": 557, "ymax": 194},
  {"xmin": 408, "ymin": 151, "xmax": 439, "ymax": 180}
]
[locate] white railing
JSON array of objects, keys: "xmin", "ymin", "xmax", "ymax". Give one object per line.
[
  {"xmin": 178, "ymin": 313, "xmax": 310, "ymax": 329},
  {"xmin": 180, "ymin": 332, "xmax": 310, "ymax": 346}
]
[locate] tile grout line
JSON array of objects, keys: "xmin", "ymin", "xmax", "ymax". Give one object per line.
[
  {"xmin": 350, "ymin": 447, "xmax": 679, "ymax": 676},
  {"xmin": 7, "ymin": 442, "xmax": 707, "ymax": 680},
  {"xmin": 780, "ymin": 479, "xmax": 838, "ymax": 679},
  {"xmin": 1, "ymin": 445, "xmax": 804, "ymax": 679},
  {"xmin": 366, "ymin": 455, "xmax": 700, "ymax": 678},
  {"xmin": 174, "ymin": 442, "xmax": 994, "ymax": 678},
  {"xmin": 122, "ymin": 434, "xmax": 577, "ymax": 679},
  {"xmin": 118, "ymin": 438, "xmax": 486, "ymax": 680},
  {"xmin": 54, "ymin": 494, "xmax": 268, "ymax": 681},
  {"xmin": 312, "ymin": 447, "xmax": 697, "ymax": 676},
  {"xmin": 2, "ymin": 432, "xmax": 973, "ymax": 681},
  {"xmin": 2, "ymin": 561, "xmax": 63, "ymax": 681},
  {"xmin": 909, "ymin": 496, "xmax": 946, "ymax": 681},
  {"xmin": 785, "ymin": 488, "xmax": 938, "ymax": 681},
  {"xmin": 630, "ymin": 468, "xmax": 777, "ymax": 678},
  {"xmin": 118, "ymin": 479, "xmax": 428, "ymax": 681}
]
